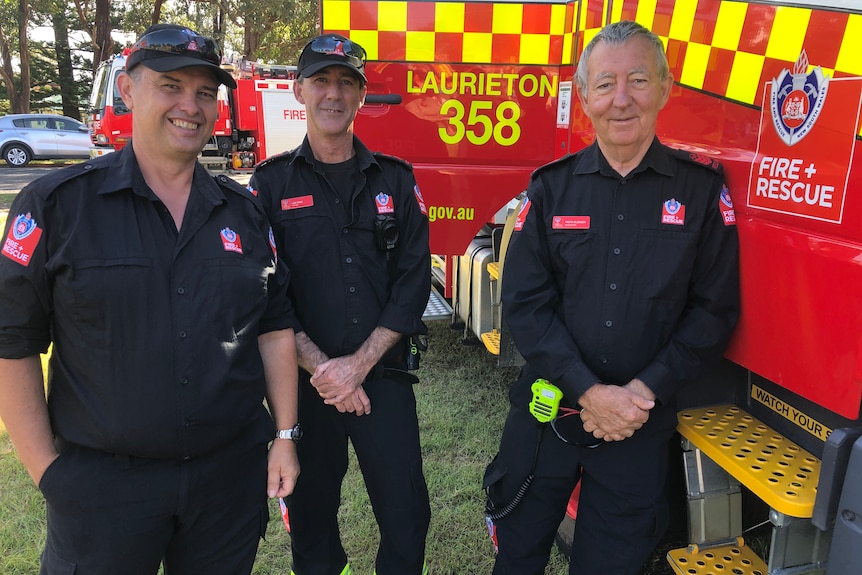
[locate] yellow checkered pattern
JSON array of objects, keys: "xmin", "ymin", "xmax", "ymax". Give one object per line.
[
  {"xmin": 323, "ymin": 0, "xmax": 575, "ymax": 65},
  {"xmin": 579, "ymin": 0, "xmax": 862, "ymax": 108}
]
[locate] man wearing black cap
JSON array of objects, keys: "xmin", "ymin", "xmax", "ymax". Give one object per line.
[
  {"xmin": 250, "ymin": 34, "xmax": 431, "ymax": 575},
  {"xmin": 0, "ymin": 23, "xmax": 300, "ymax": 574}
]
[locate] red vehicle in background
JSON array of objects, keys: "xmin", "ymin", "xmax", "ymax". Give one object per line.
[{"xmin": 86, "ymin": 51, "xmax": 307, "ymax": 168}]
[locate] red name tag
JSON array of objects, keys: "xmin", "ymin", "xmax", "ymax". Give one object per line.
[
  {"xmin": 552, "ymin": 216, "xmax": 591, "ymax": 230},
  {"xmin": 282, "ymin": 195, "xmax": 314, "ymax": 211}
]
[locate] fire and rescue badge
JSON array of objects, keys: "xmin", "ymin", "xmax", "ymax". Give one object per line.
[{"xmin": 770, "ymin": 51, "xmax": 829, "ymax": 147}]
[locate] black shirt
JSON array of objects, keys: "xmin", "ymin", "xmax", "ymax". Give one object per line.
[
  {"xmin": 0, "ymin": 146, "xmax": 295, "ymax": 459},
  {"xmin": 250, "ymin": 136, "xmax": 430, "ymax": 366},
  {"xmin": 503, "ymin": 139, "xmax": 740, "ymax": 405}
]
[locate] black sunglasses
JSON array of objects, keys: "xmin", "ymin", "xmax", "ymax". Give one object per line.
[
  {"xmin": 129, "ymin": 28, "xmax": 221, "ymax": 66},
  {"xmin": 549, "ymin": 409, "xmax": 604, "ymax": 448},
  {"xmin": 306, "ymin": 36, "xmax": 366, "ymax": 69}
]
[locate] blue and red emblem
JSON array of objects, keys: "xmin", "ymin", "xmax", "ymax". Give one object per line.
[
  {"xmin": 770, "ymin": 51, "xmax": 829, "ymax": 147},
  {"xmin": 375, "ymin": 192, "xmax": 394, "ymax": 214},
  {"xmin": 661, "ymin": 199, "xmax": 686, "ymax": 225},
  {"xmin": 220, "ymin": 227, "xmax": 243, "ymax": 254}
]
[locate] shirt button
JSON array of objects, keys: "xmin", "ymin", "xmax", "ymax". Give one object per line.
[
  {"xmin": 177, "ymin": 287, "xmax": 186, "ymax": 295},
  {"xmin": 343, "ymin": 229, "xmax": 349, "ymax": 234},
  {"xmin": 605, "ymin": 320, "xmax": 613, "ymax": 328},
  {"xmin": 349, "ymin": 286, "xmax": 356, "ymax": 293},
  {"xmin": 345, "ymin": 257, "xmax": 352, "ymax": 264},
  {"xmin": 335, "ymin": 198, "xmax": 341, "ymax": 204},
  {"xmin": 600, "ymin": 356, "xmax": 608, "ymax": 364},
  {"xmin": 609, "ymin": 283, "xmax": 617, "ymax": 290},
  {"xmin": 613, "ymin": 248, "xmax": 621, "ymax": 255},
  {"xmin": 183, "ymin": 456, "xmax": 191, "ymax": 462},
  {"xmin": 179, "ymin": 330, "xmax": 188, "ymax": 339},
  {"xmin": 180, "ymin": 377, "xmax": 189, "ymax": 386},
  {"xmin": 617, "ymin": 214, "xmax": 624, "ymax": 221},
  {"xmin": 352, "ymin": 318, "xmax": 359, "ymax": 324},
  {"xmin": 184, "ymin": 419, "xmax": 192, "ymax": 428}
]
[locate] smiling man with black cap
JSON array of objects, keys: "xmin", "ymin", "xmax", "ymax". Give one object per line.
[
  {"xmin": 250, "ymin": 34, "xmax": 432, "ymax": 575},
  {"xmin": 0, "ymin": 23, "xmax": 301, "ymax": 574}
]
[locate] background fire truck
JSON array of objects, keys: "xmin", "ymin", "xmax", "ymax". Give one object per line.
[
  {"xmin": 323, "ymin": 0, "xmax": 862, "ymax": 573},
  {"xmin": 86, "ymin": 52, "xmax": 307, "ymax": 169}
]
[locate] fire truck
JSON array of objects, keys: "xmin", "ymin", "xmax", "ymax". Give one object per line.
[
  {"xmin": 86, "ymin": 52, "xmax": 307, "ymax": 168},
  {"xmin": 322, "ymin": 0, "xmax": 862, "ymax": 573}
]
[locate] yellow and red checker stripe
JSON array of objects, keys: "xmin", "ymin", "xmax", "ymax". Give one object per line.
[{"xmin": 322, "ymin": 0, "xmax": 576, "ymax": 65}]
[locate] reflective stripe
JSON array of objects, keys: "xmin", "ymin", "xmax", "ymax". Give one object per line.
[{"xmin": 323, "ymin": 0, "xmax": 574, "ymax": 65}]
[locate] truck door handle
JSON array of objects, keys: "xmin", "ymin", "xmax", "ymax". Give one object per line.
[{"xmin": 365, "ymin": 94, "xmax": 402, "ymax": 105}]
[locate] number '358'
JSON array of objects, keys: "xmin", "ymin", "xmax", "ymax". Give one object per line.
[{"xmin": 438, "ymin": 100, "xmax": 521, "ymax": 147}]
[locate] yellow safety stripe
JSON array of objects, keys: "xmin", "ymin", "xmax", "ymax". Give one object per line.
[{"xmin": 323, "ymin": 0, "xmax": 575, "ymax": 65}]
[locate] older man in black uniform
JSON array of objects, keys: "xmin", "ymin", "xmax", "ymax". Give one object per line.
[
  {"xmin": 484, "ymin": 21, "xmax": 740, "ymax": 575},
  {"xmin": 0, "ymin": 24, "xmax": 300, "ymax": 575},
  {"xmin": 249, "ymin": 34, "xmax": 431, "ymax": 575}
]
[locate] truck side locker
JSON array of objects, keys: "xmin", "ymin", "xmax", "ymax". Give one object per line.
[
  {"xmin": 824, "ymin": 435, "xmax": 862, "ymax": 575},
  {"xmin": 482, "ymin": 198, "xmax": 525, "ymax": 367}
]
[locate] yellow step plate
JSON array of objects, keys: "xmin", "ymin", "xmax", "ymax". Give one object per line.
[
  {"xmin": 678, "ymin": 405, "xmax": 819, "ymax": 518},
  {"xmin": 667, "ymin": 538, "xmax": 767, "ymax": 575},
  {"xmin": 487, "ymin": 262, "xmax": 500, "ymax": 281},
  {"xmin": 480, "ymin": 329, "xmax": 500, "ymax": 355}
]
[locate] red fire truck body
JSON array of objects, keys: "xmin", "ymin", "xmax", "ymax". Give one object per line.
[
  {"xmin": 324, "ymin": 0, "xmax": 862, "ymax": 572},
  {"xmin": 86, "ymin": 54, "xmax": 306, "ymax": 167}
]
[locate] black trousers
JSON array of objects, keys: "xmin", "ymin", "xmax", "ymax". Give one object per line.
[
  {"xmin": 38, "ymin": 435, "xmax": 269, "ymax": 575},
  {"xmin": 286, "ymin": 372, "xmax": 430, "ymax": 575},
  {"xmin": 486, "ymin": 400, "xmax": 678, "ymax": 575}
]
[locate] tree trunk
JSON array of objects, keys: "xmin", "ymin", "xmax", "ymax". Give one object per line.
[
  {"xmin": 151, "ymin": 0, "xmax": 166, "ymax": 27},
  {"xmin": 15, "ymin": 0, "xmax": 31, "ymax": 113},
  {"xmin": 92, "ymin": 0, "xmax": 113, "ymax": 71},
  {"xmin": 53, "ymin": 11, "xmax": 80, "ymax": 120}
]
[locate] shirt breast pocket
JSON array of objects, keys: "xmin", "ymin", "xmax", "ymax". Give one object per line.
[
  {"xmin": 274, "ymin": 207, "xmax": 333, "ymax": 251},
  {"xmin": 200, "ymin": 257, "xmax": 269, "ymax": 339},
  {"xmin": 546, "ymin": 229, "xmax": 597, "ymax": 286},
  {"xmin": 66, "ymin": 257, "xmax": 155, "ymax": 350},
  {"xmin": 635, "ymin": 229, "xmax": 698, "ymax": 298}
]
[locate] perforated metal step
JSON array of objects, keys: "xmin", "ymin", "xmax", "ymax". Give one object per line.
[
  {"xmin": 667, "ymin": 538, "xmax": 767, "ymax": 575},
  {"xmin": 423, "ymin": 287, "xmax": 452, "ymax": 322},
  {"xmin": 678, "ymin": 405, "xmax": 820, "ymax": 518},
  {"xmin": 480, "ymin": 329, "xmax": 501, "ymax": 355},
  {"xmin": 487, "ymin": 261, "xmax": 500, "ymax": 281}
]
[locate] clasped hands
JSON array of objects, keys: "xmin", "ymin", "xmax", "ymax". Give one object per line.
[
  {"xmin": 577, "ymin": 379, "xmax": 656, "ymax": 442},
  {"xmin": 310, "ymin": 355, "xmax": 372, "ymax": 416}
]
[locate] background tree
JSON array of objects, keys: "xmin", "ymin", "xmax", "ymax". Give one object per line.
[{"xmin": 0, "ymin": 0, "xmax": 32, "ymax": 113}]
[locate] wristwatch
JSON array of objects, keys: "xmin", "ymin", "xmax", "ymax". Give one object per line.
[{"xmin": 275, "ymin": 423, "xmax": 302, "ymax": 443}]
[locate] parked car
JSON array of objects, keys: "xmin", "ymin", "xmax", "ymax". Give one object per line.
[{"xmin": 0, "ymin": 114, "xmax": 91, "ymax": 167}]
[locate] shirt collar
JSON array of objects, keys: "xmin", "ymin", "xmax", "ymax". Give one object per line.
[
  {"xmin": 96, "ymin": 145, "xmax": 226, "ymax": 206},
  {"xmin": 574, "ymin": 137, "xmax": 673, "ymax": 178},
  {"xmin": 293, "ymin": 135, "xmax": 380, "ymax": 172}
]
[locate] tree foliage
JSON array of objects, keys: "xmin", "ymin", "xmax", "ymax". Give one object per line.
[{"xmin": 0, "ymin": 0, "xmax": 319, "ymax": 116}]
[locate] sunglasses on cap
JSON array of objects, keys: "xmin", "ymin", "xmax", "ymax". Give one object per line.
[
  {"xmin": 306, "ymin": 35, "xmax": 367, "ymax": 69},
  {"xmin": 129, "ymin": 28, "xmax": 221, "ymax": 66}
]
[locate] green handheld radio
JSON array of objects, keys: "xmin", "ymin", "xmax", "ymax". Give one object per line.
[{"xmin": 529, "ymin": 379, "xmax": 563, "ymax": 423}]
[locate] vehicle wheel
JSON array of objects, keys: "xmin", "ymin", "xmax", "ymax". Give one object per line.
[
  {"xmin": 217, "ymin": 136, "xmax": 233, "ymax": 154},
  {"xmin": 4, "ymin": 144, "xmax": 32, "ymax": 167}
]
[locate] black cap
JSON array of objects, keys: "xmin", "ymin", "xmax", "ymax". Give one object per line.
[
  {"xmin": 126, "ymin": 24, "xmax": 237, "ymax": 89},
  {"xmin": 298, "ymin": 34, "xmax": 367, "ymax": 82}
]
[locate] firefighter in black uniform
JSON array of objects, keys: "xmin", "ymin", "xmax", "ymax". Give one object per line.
[
  {"xmin": 0, "ymin": 24, "xmax": 300, "ymax": 575},
  {"xmin": 484, "ymin": 21, "xmax": 740, "ymax": 575},
  {"xmin": 249, "ymin": 34, "xmax": 431, "ymax": 575}
]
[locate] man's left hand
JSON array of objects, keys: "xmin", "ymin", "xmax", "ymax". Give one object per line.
[{"xmin": 267, "ymin": 438, "xmax": 300, "ymax": 498}]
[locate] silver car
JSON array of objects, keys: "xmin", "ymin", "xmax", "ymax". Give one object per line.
[{"xmin": 0, "ymin": 114, "xmax": 91, "ymax": 167}]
